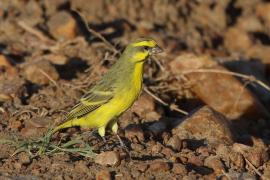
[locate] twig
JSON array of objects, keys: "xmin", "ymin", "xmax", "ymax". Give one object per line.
[
  {"xmin": 180, "ymin": 69, "xmax": 270, "ymax": 92},
  {"xmin": 143, "ymin": 87, "xmax": 188, "ymax": 115},
  {"xmin": 152, "ymin": 57, "xmax": 165, "ymax": 71},
  {"xmin": 38, "ymin": 68, "xmax": 58, "ymax": 88},
  {"xmin": 244, "ymin": 157, "xmax": 262, "ymax": 177},
  {"xmin": 17, "ymin": 21, "xmax": 53, "ymax": 44},
  {"xmin": 73, "ymin": 10, "xmax": 119, "ymax": 54}
]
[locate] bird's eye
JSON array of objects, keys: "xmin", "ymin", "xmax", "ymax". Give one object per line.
[{"xmin": 143, "ymin": 46, "xmax": 150, "ymax": 51}]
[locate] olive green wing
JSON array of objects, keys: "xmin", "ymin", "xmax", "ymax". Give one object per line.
[{"xmin": 65, "ymin": 85, "xmax": 114, "ymax": 120}]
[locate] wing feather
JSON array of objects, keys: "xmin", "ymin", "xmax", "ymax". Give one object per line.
[{"xmin": 65, "ymin": 83, "xmax": 114, "ymax": 120}]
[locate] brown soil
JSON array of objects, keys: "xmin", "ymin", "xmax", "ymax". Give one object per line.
[{"xmin": 1, "ymin": 0, "xmax": 270, "ymax": 179}]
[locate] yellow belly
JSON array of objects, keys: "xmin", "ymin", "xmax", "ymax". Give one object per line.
[{"xmin": 81, "ymin": 62, "xmax": 143, "ymax": 128}]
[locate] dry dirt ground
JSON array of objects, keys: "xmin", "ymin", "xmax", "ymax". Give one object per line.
[{"xmin": 1, "ymin": 0, "xmax": 270, "ymax": 179}]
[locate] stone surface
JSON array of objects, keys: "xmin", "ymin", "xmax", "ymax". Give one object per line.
[
  {"xmin": 204, "ymin": 156, "xmax": 225, "ymax": 175},
  {"xmin": 173, "ymin": 106, "xmax": 234, "ymax": 145},
  {"xmin": 96, "ymin": 170, "xmax": 111, "ymax": 180},
  {"xmin": 124, "ymin": 124, "xmax": 145, "ymax": 143},
  {"xmin": 0, "ymin": 54, "xmax": 17, "ymax": 78},
  {"xmin": 172, "ymin": 163, "xmax": 187, "ymax": 175},
  {"xmin": 24, "ymin": 61, "xmax": 59, "ymax": 85},
  {"xmin": 48, "ymin": 11, "xmax": 78, "ymax": 40},
  {"xmin": 166, "ymin": 136, "xmax": 182, "ymax": 152},
  {"xmin": 169, "ymin": 54, "xmax": 267, "ymax": 120},
  {"xmin": 148, "ymin": 161, "xmax": 170, "ymax": 172},
  {"xmin": 95, "ymin": 151, "xmax": 121, "ymax": 167}
]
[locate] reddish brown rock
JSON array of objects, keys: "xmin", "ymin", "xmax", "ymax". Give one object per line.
[
  {"xmin": 23, "ymin": 61, "xmax": 59, "ymax": 85},
  {"xmin": 148, "ymin": 161, "xmax": 170, "ymax": 172},
  {"xmin": 173, "ymin": 106, "xmax": 234, "ymax": 145},
  {"xmin": 48, "ymin": 11, "xmax": 78, "ymax": 40},
  {"xmin": 172, "ymin": 163, "xmax": 187, "ymax": 175},
  {"xmin": 204, "ymin": 156, "xmax": 225, "ymax": 175},
  {"xmin": 188, "ymin": 155, "xmax": 204, "ymax": 167},
  {"xmin": 136, "ymin": 163, "xmax": 149, "ymax": 173},
  {"xmin": 256, "ymin": 3, "xmax": 270, "ymax": 28},
  {"xmin": 96, "ymin": 170, "xmax": 111, "ymax": 180},
  {"xmin": 132, "ymin": 93, "xmax": 160, "ymax": 120},
  {"xmin": 169, "ymin": 54, "xmax": 267, "ymax": 119},
  {"xmin": 233, "ymin": 142, "xmax": 268, "ymax": 168},
  {"xmin": 95, "ymin": 151, "xmax": 121, "ymax": 167},
  {"xmin": 45, "ymin": 54, "xmax": 68, "ymax": 65},
  {"xmin": 224, "ymin": 27, "xmax": 252, "ymax": 53},
  {"xmin": 0, "ymin": 78, "xmax": 25, "ymax": 102},
  {"xmin": 124, "ymin": 124, "xmax": 145, "ymax": 143},
  {"xmin": 0, "ymin": 54, "xmax": 17, "ymax": 78},
  {"xmin": 166, "ymin": 136, "xmax": 182, "ymax": 152},
  {"xmin": 9, "ymin": 120, "xmax": 22, "ymax": 131},
  {"xmin": 18, "ymin": 152, "xmax": 31, "ymax": 165}
]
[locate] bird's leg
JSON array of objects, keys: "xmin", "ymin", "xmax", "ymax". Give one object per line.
[
  {"xmin": 98, "ymin": 126, "xmax": 106, "ymax": 143},
  {"xmin": 108, "ymin": 118, "xmax": 125, "ymax": 147}
]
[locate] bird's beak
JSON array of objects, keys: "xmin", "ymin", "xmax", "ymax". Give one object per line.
[{"xmin": 149, "ymin": 45, "xmax": 163, "ymax": 54}]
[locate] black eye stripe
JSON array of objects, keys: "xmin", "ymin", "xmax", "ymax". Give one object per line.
[{"xmin": 143, "ymin": 46, "xmax": 150, "ymax": 51}]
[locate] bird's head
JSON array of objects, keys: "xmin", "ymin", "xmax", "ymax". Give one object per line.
[{"xmin": 123, "ymin": 38, "xmax": 163, "ymax": 63}]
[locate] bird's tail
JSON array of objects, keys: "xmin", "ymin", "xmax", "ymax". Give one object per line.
[{"xmin": 52, "ymin": 119, "xmax": 79, "ymax": 134}]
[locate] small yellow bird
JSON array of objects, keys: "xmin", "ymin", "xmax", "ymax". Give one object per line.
[{"xmin": 53, "ymin": 38, "xmax": 163, "ymax": 137}]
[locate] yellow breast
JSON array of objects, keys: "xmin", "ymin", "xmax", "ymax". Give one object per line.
[{"xmin": 115, "ymin": 62, "xmax": 144, "ymax": 115}]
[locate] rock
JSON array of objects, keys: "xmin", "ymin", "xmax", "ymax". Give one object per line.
[
  {"xmin": 187, "ymin": 155, "xmax": 204, "ymax": 167},
  {"xmin": 196, "ymin": 146, "xmax": 210, "ymax": 157},
  {"xmin": 256, "ymin": 3, "xmax": 270, "ymax": 28},
  {"xmin": 247, "ymin": 45, "xmax": 270, "ymax": 68},
  {"xmin": 132, "ymin": 93, "xmax": 160, "ymax": 121},
  {"xmin": 237, "ymin": 16, "xmax": 263, "ymax": 32},
  {"xmin": 148, "ymin": 161, "xmax": 170, "ymax": 172},
  {"xmin": 229, "ymin": 151, "xmax": 245, "ymax": 170},
  {"xmin": 20, "ymin": 127, "xmax": 41, "ymax": 138},
  {"xmin": 0, "ymin": 78, "xmax": 25, "ymax": 102},
  {"xmin": 204, "ymin": 156, "xmax": 225, "ymax": 175},
  {"xmin": 220, "ymin": 170, "xmax": 256, "ymax": 180},
  {"xmin": 224, "ymin": 27, "xmax": 252, "ymax": 53},
  {"xmin": 23, "ymin": 61, "xmax": 59, "ymax": 85},
  {"xmin": 48, "ymin": 11, "xmax": 78, "ymax": 40},
  {"xmin": 96, "ymin": 170, "xmax": 111, "ymax": 180},
  {"xmin": 166, "ymin": 136, "xmax": 182, "ymax": 152},
  {"xmin": 74, "ymin": 161, "xmax": 89, "ymax": 174},
  {"xmin": 45, "ymin": 54, "xmax": 68, "ymax": 65},
  {"xmin": 95, "ymin": 151, "xmax": 121, "ymax": 167},
  {"xmin": 169, "ymin": 54, "xmax": 267, "ymax": 120},
  {"xmin": 0, "ymin": 54, "xmax": 17, "ymax": 78},
  {"xmin": 151, "ymin": 142, "xmax": 163, "ymax": 154},
  {"xmin": 18, "ymin": 152, "xmax": 31, "ymax": 165},
  {"xmin": 232, "ymin": 141, "xmax": 268, "ymax": 168},
  {"xmin": 169, "ymin": 54, "xmax": 217, "ymax": 74},
  {"xmin": 172, "ymin": 163, "xmax": 187, "ymax": 175},
  {"xmin": 161, "ymin": 147, "xmax": 174, "ymax": 158},
  {"xmin": 124, "ymin": 124, "xmax": 144, "ymax": 143},
  {"xmin": 26, "ymin": 117, "xmax": 51, "ymax": 128},
  {"xmin": 8, "ymin": 120, "xmax": 22, "ymax": 131},
  {"xmin": 131, "ymin": 143, "xmax": 144, "ymax": 151},
  {"xmin": 136, "ymin": 163, "xmax": 148, "ymax": 173},
  {"xmin": 173, "ymin": 106, "xmax": 234, "ymax": 145}
]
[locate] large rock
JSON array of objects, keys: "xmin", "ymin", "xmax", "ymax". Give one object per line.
[
  {"xmin": 47, "ymin": 11, "xmax": 78, "ymax": 40},
  {"xmin": 169, "ymin": 54, "xmax": 268, "ymax": 120},
  {"xmin": 172, "ymin": 106, "xmax": 234, "ymax": 145},
  {"xmin": 23, "ymin": 60, "xmax": 59, "ymax": 85}
]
